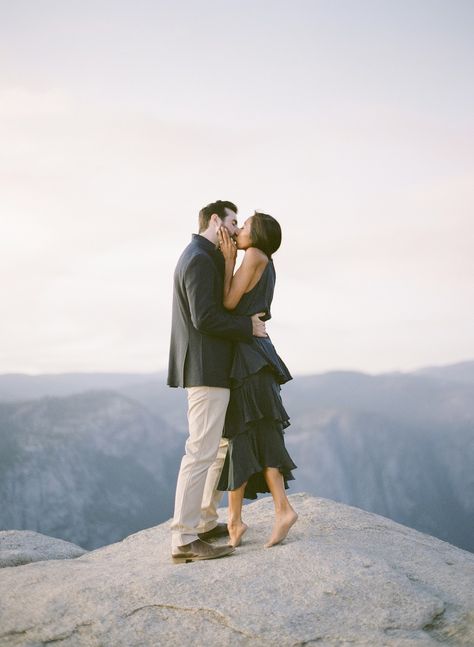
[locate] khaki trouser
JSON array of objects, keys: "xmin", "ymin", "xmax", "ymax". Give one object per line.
[{"xmin": 170, "ymin": 386, "xmax": 230, "ymax": 550}]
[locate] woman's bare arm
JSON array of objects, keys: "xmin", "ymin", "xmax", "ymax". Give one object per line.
[{"xmin": 218, "ymin": 227, "xmax": 268, "ymax": 310}]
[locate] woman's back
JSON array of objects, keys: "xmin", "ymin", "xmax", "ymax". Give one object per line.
[{"xmin": 231, "ymin": 258, "xmax": 275, "ymax": 321}]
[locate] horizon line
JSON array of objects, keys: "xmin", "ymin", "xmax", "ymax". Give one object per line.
[{"xmin": 0, "ymin": 358, "xmax": 473, "ymax": 379}]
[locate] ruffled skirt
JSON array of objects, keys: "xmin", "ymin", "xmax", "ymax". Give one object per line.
[{"xmin": 217, "ymin": 339, "xmax": 297, "ymax": 500}]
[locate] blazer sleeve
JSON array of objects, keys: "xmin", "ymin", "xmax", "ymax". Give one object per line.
[{"xmin": 184, "ymin": 254, "xmax": 253, "ymax": 342}]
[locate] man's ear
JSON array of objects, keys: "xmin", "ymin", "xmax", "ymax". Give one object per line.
[{"xmin": 210, "ymin": 213, "xmax": 221, "ymax": 229}]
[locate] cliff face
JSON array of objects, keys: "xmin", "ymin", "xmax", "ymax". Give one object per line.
[
  {"xmin": 1, "ymin": 494, "xmax": 473, "ymax": 647},
  {"xmin": 0, "ymin": 391, "xmax": 182, "ymax": 549}
]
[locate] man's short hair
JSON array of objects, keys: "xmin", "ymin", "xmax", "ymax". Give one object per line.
[{"xmin": 198, "ymin": 200, "xmax": 238, "ymax": 233}]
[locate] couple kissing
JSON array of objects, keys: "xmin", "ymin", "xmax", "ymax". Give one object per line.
[{"xmin": 167, "ymin": 200, "xmax": 297, "ymax": 564}]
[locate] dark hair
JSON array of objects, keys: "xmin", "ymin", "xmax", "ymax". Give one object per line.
[
  {"xmin": 198, "ymin": 200, "xmax": 237, "ymax": 233},
  {"xmin": 250, "ymin": 212, "xmax": 282, "ymax": 259}
]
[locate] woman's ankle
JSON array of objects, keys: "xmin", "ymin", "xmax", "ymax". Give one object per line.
[
  {"xmin": 273, "ymin": 500, "xmax": 293, "ymax": 515},
  {"xmin": 228, "ymin": 518, "xmax": 243, "ymax": 526}
]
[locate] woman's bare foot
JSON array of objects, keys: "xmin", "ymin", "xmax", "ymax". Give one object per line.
[
  {"xmin": 264, "ymin": 507, "xmax": 298, "ymax": 548},
  {"xmin": 228, "ymin": 521, "xmax": 248, "ymax": 547}
]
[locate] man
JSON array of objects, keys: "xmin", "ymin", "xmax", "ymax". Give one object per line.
[{"xmin": 167, "ymin": 200, "xmax": 267, "ymax": 563}]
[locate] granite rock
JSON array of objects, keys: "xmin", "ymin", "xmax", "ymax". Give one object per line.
[
  {"xmin": 0, "ymin": 493, "xmax": 473, "ymax": 646},
  {"xmin": 0, "ymin": 530, "xmax": 87, "ymax": 568}
]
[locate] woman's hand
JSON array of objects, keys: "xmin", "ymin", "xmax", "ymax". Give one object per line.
[{"xmin": 218, "ymin": 226, "xmax": 237, "ymax": 264}]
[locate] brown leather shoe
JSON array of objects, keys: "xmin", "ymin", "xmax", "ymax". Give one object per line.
[
  {"xmin": 171, "ymin": 539, "xmax": 235, "ymax": 564},
  {"xmin": 197, "ymin": 522, "xmax": 229, "ymax": 542}
]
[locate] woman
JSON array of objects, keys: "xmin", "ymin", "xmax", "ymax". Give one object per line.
[{"xmin": 217, "ymin": 212, "xmax": 298, "ymax": 548}]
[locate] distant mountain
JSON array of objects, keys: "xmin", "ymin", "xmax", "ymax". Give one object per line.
[
  {"xmin": 284, "ymin": 407, "xmax": 474, "ymax": 552},
  {"xmin": 0, "ymin": 361, "xmax": 473, "ymax": 552},
  {"xmin": 415, "ymin": 360, "xmax": 474, "ymax": 386},
  {"xmin": 0, "ymin": 391, "xmax": 182, "ymax": 550},
  {"xmin": 280, "ymin": 370, "xmax": 474, "ymax": 552},
  {"xmin": 0, "ymin": 372, "xmax": 163, "ymax": 402},
  {"xmin": 283, "ymin": 369, "xmax": 474, "ymax": 427}
]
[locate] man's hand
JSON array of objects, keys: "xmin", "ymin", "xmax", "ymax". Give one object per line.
[{"xmin": 251, "ymin": 312, "xmax": 268, "ymax": 337}]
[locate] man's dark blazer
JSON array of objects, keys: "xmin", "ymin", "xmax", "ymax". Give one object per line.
[{"xmin": 167, "ymin": 234, "xmax": 253, "ymax": 388}]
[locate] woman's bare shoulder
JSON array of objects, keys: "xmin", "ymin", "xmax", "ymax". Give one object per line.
[{"xmin": 244, "ymin": 246, "xmax": 268, "ymax": 267}]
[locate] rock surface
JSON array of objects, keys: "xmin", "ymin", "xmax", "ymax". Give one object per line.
[
  {"xmin": 0, "ymin": 493, "xmax": 473, "ymax": 646},
  {"xmin": 0, "ymin": 530, "xmax": 87, "ymax": 568}
]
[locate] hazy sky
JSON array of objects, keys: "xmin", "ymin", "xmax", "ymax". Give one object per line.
[{"xmin": 1, "ymin": 0, "xmax": 473, "ymax": 375}]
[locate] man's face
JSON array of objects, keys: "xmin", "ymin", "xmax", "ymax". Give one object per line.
[{"xmin": 220, "ymin": 208, "xmax": 239, "ymax": 239}]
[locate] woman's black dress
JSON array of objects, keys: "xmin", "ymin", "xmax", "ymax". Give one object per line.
[{"xmin": 217, "ymin": 259, "xmax": 297, "ymax": 500}]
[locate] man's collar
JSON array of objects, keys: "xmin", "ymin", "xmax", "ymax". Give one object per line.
[{"xmin": 192, "ymin": 233, "xmax": 219, "ymax": 253}]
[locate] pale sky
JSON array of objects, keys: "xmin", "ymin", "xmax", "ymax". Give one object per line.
[{"xmin": 1, "ymin": 0, "xmax": 473, "ymax": 375}]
